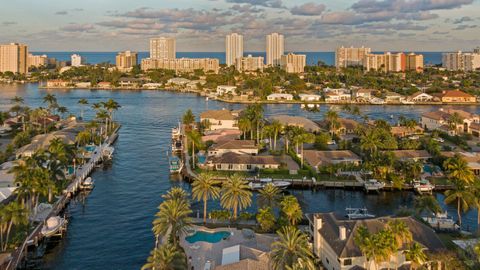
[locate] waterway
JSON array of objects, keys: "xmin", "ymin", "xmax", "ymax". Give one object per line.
[{"xmin": 0, "ymin": 83, "xmax": 478, "ymax": 269}]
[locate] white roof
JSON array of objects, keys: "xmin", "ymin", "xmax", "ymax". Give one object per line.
[
  {"xmin": 268, "ymin": 93, "xmax": 292, "ymax": 97},
  {"xmin": 0, "ymin": 187, "xmax": 16, "ymax": 203},
  {"xmin": 222, "ymin": 245, "xmax": 240, "ymax": 265},
  {"xmin": 0, "ymin": 162, "xmax": 15, "ymax": 187}
]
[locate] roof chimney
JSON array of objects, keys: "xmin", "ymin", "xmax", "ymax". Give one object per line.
[
  {"xmin": 313, "ymin": 214, "xmax": 323, "ymax": 256},
  {"xmin": 339, "ymin": 226, "xmax": 347, "ymax": 241}
]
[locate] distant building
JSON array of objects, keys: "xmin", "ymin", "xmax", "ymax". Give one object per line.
[
  {"xmin": 27, "ymin": 54, "xmax": 47, "ymax": 69},
  {"xmin": 405, "ymin": 53, "xmax": 424, "ymax": 72},
  {"xmin": 299, "ymin": 94, "xmax": 321, "ymax": 101},
  {"xmin": 0, "ymin": 43, "xmax": 28, "ymax": 74},
  {"xmin": 71, "ymin": 54, "xmax": 85, "ymax": 67},
  {"xmin": 335, "ymin": 46, "xmax": 371, "ymax": 69},
  {"xmin": 150, "ymin": 37, "xmax": 176, "ymax": 59},
  {"xmin": 266, "ymin": 33, "xmax": 284, "ymax": 66},
  {"xmin": 141, "ymin": 58, "xmax": 219, "ymax": 74},
  {"xmin": 364, "ymin": 52, "xmax": 405, "ymax": 72},
  {"xmin": 200, "ymin": 109, "xmax": 239, "ymax": 131},
  {"xmin": 434, "ymin": 90, "xmax": 476, "ymax": 103},
  {"xmin": 443, "ymin": 50, "xmax": 480, "ymax": 71},
  {"xmin": 270, "ymin": 115, "xmax": 320, "ymax": 133},
  {"xmin": 225, "ymin": 33, "xmax": 243, "ymax": 67},
  {"xmin": 235, "ymin": 55, "xmax": 264, "ymax": 72},
  {"xmin": 407, "ymin": 92, "xmax": 435, "ymax": 102},
  {"xmin": 216, "ymin": 85, "xmax": 237, "ymax": 96},
  {"xmin": 266, "ymin": 93, "xmax": 293, "ymax": 101},
  {"xmin": 280, "ymin": 53, "xmax": 306, "ymax": 73},
  {"xmin": 115, "ymin": 51, "xmax": 137, "ymax": 72},
  {"xmin": 421, "ymin": 108, "xmax": 479, "ymax": 134},
  {"xmin": 208, "ymin": 140, "xmax": 258, "ymax": 157}
]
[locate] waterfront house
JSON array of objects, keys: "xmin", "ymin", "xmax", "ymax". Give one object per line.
[
  {"xmin": 207, "ymin": 140, "xmax": 258, "ymax": 157},
  {"xmin": 216, "ymin": 85, "xmax": 237, "ymax": 96},
  {"xmin": 299, "ymin": 94, "xmax": 321, "ymax": 101},
  {"xmin": 75, "ymin": 82, "xmax": 91, "ymax": 88},
  {"xmin": 421, "ymin": 109, "xmax": 480, "ymax": 135},
  {"xmin": 207, "ymin": 152, "xmax": 282, "ymax": 172},
  {"xmin": 388, "ymin": 150, "xmax": 432, "ymax": 162},
  {"xmin": 200, "ymin": 109, "xmax": 239, "ymax": 131},
  {"xmin": 119, "ymin": 77, "xmax": 142, "ymax": 88},
  {"xmin": 325, "ymin": 93, "xmax": 351, "ymax": 103},
  {"xmin": 318, "ymin": 118, "xmax": 359, "ymax": 135},
  {"xmin": 167, "ymin": 77, "xmax": 191, "ymax": 86},
  {"xmin": 46, "ymin": 79, "xmax": 70, "ymax": 88},
  {"xmin": 97, "ymin": 81, "xmax": 112, "ymax": 89},
  {"xmin": 384, "ymin": 91, "xmax": 404, "ymax": 103},
  {"xmin": 435, "ymin": 90, "xmax": 476, "ymax": 103},
  {"xmin": 308, "ymin": 212, "xmax": 445, "ymax": 270},
  {"xmin": 202, "ymin": 129, "xmax": 242, "ymax": 143},
  {"xmin": 354, "ymin": 89, "xmax": 373, "ymax": 101},
  {"xmin": 143, "ymin": 83, "xmax": 163, "ymax": 89},
  {"xmin": 266, "ymin": 93, "xmax": 293, "ymax": 101},
  {"xmin": 390, "ymin": 125, "xmax": 424, "ymax": 138},
  {"xmin": 323, "ymin": 88, "xmax": 350, "ymax": 95},
  {"xmin": 303, "ymin": 150, "xmax": 361, "ymax": 172},
  {"xmin": 408, "ymin": 92, "xmax": 435, "ymax": 102},
  {"xmin": 270, "ymin": 115, "xmax": 321, "ymax": 133},
  {"xmin": 440, "ymin": 151, "xmax": 480, "ymax": 175}
]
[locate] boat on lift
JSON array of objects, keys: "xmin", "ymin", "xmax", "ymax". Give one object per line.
[
  {"xmin": 249, "ymin": 178, "xmax": 290, "ymax": 190},
  {"xmin": 363, "ymin": 179, "xmax": 385, "ymax": 192},
  {"xmin": 41, "ymin": 216, "xmax": 67, "ymax": 237},
  {"xmin": 413, "ymin": 179, "xmax": 435, "ymax": 194},
  {"xmin": 423, "ymin": 211, "xmax": 460, "ymax": 231},
  {"xmin": 169, "ymin": 155, "xmax": 183, "ymax": 174},
  {"xmin": 81, "ymin": 177, "xmax": 95, "ymax": 190},
  {"xmin": 345, "ymin": 207, "xmax": 375, "ymax": 220}
]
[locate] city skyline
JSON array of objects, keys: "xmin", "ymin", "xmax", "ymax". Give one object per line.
[{"xmin": 0, "ymin": 0, "xmax": 479, "ymax": 52}]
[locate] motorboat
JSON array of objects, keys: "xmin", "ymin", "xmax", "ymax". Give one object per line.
[
  {"xmin": 169, "ymin": 156, "xmax": 183, "ymax": 174},
  {"xmin": 81, "ymin": 177, "xmax": 94, "ymax": 190},
  {"xmin": 364, "ymin": 179, "xmax": 385, "ymax": 192},
  {"xmin": 345, "ymin": 207, "xmax": 375, "ymax": 220},
  {"xmin": 249, "ymin": 178, "xmax": 291, "ymax": 190},
  {"xmin": 413, "ymin": 179, "xmax": 435, "ymax": 193},
  {"xmin": 41, "ymin": 216, "xmax": 67, "ymax": 237},
  {"xmin": 172, "ymin": 126, "xmax": 181, "ymax": 140},
  {"xmin": 102, "ymin": 146, "xmax": 115, "ymax": 159},
  {"xmin": 172, "ymin": 139, "xmax": 183, "ymax": 153},
  {"xmin": 423, "ymin": 211, "xmax": 460, "ymax": 231}
]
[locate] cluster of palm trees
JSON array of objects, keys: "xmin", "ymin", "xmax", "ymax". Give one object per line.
[{"xmin": 354, "ymin": 220, "xmax": 427, "ymax": 270}]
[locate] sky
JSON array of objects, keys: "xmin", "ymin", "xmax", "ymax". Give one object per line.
[{"xmin": 0, "ymin": 0, "xmax": 479, "ymax": 52}]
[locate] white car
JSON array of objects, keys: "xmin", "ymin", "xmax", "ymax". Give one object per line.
[
  {"xmin": 408, "ymin": 135, "xmax": 420, "ymax": 140},
  {"xmin": 433, "ymin": 137, "xmax": 444, "ymax": 143},
  {"xmin": 327, "ymin": 140, "xmax": 336, "ymax": 145}
]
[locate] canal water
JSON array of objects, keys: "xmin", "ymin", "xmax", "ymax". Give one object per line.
[{"xmin": 0, "ymin": 83, "xmax": 478, "ymax": 269}]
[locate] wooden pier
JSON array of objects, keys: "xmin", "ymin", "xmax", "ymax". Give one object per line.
[{"xmin": 3, "ymin": 126, "xmax": 120, "ymax": 270}]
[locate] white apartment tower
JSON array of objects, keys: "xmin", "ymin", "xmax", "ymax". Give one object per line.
[
  {"xmin": 150, "ymin": 37, "xmax": 176, "ymax": 59},
  {"xmin": 225, "ymin": 33, "xmax": 244, "ymax": 67},
  {"xmin": 335, "ymin": 46, "xmax": 372, "ymax": 69},
  {"xmin": 443, "ymin": 50, "xmax": 480, "ymax": 71},
  {"xmin": 0, "ymin": 43, "xmax": 28, "ymax": 74},
  {"xmin": 71, "ymin": 54, "xmax": 85, "ymax": 67},
  {"xmin": 266, "ymin": 33, "xmax": 284, "ymax": 66}
]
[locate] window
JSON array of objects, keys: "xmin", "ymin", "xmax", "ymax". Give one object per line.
[
  {"xmin": 228, "ymin": 164, "xmax": 233, "ymax": 170},
  {"xmin": 247, "ymin": 164, "xmax": 252, "ymax": 170},
  {"xmin": 326, "ymin": 258, "xmax": 329, "ymax": 264},
  {"xmin": 343, "ymin": 259, "xmax": 352, "ymax": 266},
  {"xmin": 216, "ymin": 164, "xmax": 221, "ymax": 170}
]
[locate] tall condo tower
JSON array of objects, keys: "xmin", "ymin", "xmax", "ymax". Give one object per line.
[
  {"xmin": 150, "ymin": 37, "xmax": 176, "ymax": 59},
  {"xmin": 225, "ymin": 33, "xmax": 244, "ymax": 67},
  {"xmin": 266, "ymin": 33, "xmax": 284, "ymax": 66}
]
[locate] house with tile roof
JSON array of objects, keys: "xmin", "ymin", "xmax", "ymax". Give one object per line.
[
  {"xmin": 303, "ymin": 150, "xmax": 362, "ymax": 172},
  {"xmin": 308, "ymin": 212, "xmax": 445, "ymax": 270},
  {"xmin": 200, "ymin": 109, "xmax": 239, "ymax": 131},
  {"xmin": 434, "ymin": 90, "xmax": 476, "ymax": 103},
  {"xmin": 421, "ymin": 108, "xmax": 480, "ymax": 135},
  {"xmin": 208, "ymin": 140, "xmax": 258, "ymax": 157},
  {"xmin": 270, "ymin": 115, "xmax": 321, "ymax": 133}
]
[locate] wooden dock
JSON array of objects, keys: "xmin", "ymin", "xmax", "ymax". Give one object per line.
[{"xmin": 3, "ymin": 126, "xmax": 120, "ymax": 270}]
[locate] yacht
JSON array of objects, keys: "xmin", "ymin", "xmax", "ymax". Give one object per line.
[
  {"xmin": 249, "ymin": 178, "xmax": 291, "ymax": 190},
  {"xmin": 41, "ymin": 216, "xmax": 67, "ymax": 237},
  {"xmin": 172, "ymin": 139, "xmax": 183, "ymax": 153},
  {"xmin": 172, "ymin": 126, "xmax": 181, "ymax": 140},
  {"xmin": 345, "ymin": 207, "xmax": 375, "ymax": 219},
  {"xmin": 169, "ymin": 155, "xmax": 183, "ymax": 174},
  {"xmin": 423, "ymin": 211, "xmax": 460, "ymax": 231},
  {"xmin": 81, "ymin": 177, "xmax": 95, "ymax": 190},
  {"xmin": 363, "ymin": 179, "xmax": 385, "ymax": 192},
  {"xmin": 413, "ymin": 179, "xmax": 435, "ymax": 193}
]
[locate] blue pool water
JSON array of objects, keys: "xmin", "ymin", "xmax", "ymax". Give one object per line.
[
  {"xmin": 185, "ymin": 231, "xmax": 231, "ymax": 244},
  {"xmin": 85, "ymin": 145, "xmax": 96, "ymax": 152}
]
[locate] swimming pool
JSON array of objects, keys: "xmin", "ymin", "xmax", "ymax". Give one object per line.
[
  {"xmin": 85, "ymin": 145, "xmax": 96, "ymax": 152},
  {"xmin": 185, "ymin": 230, "xmax": 231, "ymax": 243}
]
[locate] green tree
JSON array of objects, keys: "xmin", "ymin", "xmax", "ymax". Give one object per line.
[
  {"xmin": 413, "ymin": 196, "xmax": 441, "ymax": 215},
  {"xmin": 186, "ymin": 130, "xmax": 203, "ymax": 169},
  {"xmin": 404, "ymin": 242, "xmax": 427, "ymax": 270},
  {"xmin": 325, "ymin": 110, "xmax": 340, "ymax": 135},
  {"xmin": 444, "ymin": 187, "xmax": 474, "ymax": 229},
  {"xmin": 141, "ymin": 243, "xmax": 187, "ymax": 270},
  {"xmin": 280, "ymin": 195, "xmax": 302, "ymax": 226},
  {"xmin": 270, "ymin": 226, "xmax": 314, "ymax": 270},
  {"xmin": 1, "ymin": 201, "xmax": 28, "ymax": 251},
  {"xmin": 443, "ymin": 154, "xmax": 475, "ymax": 185},
  {"xmin": 220, "ymin": 173, "xmax": 252, "ymax": 220},
  {"xmin": 191, "ymin": 172, "xmax": 220, "ymax": 224},
  {"xmin": 258, "ymin": 183, "xmax": 281, "ymax": 209},
  {"xmin": 182, "ymin": 109, "xmax": 195, "ymax": 127},
  {"xmin": 78, "ymin": 98, "xmax": 89, "ymax": 119},
  {"xmin": 256, "ymin": 207, "xmax": 276, "ymax": 232}
]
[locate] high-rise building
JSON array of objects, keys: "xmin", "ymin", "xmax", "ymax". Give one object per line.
[
  {"xmin": 225, "ymin": 33, "xmax": 243, "ymax": 67},
  {"xmin": 364, "ymin": 52, "xmax": 405, "ymax": 72},
  {"xmin": 71, "ymin": 54, "xmax": 85, "ymax": 67},
  {"xmin": 116, "ymin": 51, "xmax": 138, "ymax": 71},
  {"xmin": 0, "ymin": 43, "xmax": 28, "ymax": 74},
  {"xmin": 235, "ymin": 55, "xmax": 264, "ymax": 72},
  {"xmin": 266, "ymin": 33, "xmax": 284, "ymax": 66},
  {"xmin": 280, "ymin": 53, "xmax": 306, "ymax": 73},
  {"xmin": 141, "ymin": 58, "xmax": 219, "ymax": 74},
  {"xmin": 27, "ymin": 54, "xmax": 48, "ymax": 69},
  {"xmin": 443, "ymin": 50, "xmax": 480, "ymax": 71},
  {"xmin": 405, "ymin": 53, "xmax": 424, "ymax": 72},
  {"xmin": 335, "ymin": 46, "xmax": 371, "ymax": 69},
  {"xmin": 150, "ymin": 37, "xmax": 176, "ymax": 59}
]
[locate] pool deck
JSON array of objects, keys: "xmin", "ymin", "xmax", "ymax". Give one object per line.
[{"xmin": 181, "ymin": 226, "xmax": 276, "ymax": 270}]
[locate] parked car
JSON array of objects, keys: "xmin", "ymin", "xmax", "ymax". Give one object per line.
[{"xmin": 433, "ymin": 137, "xmax": 444, "ymax": 143}]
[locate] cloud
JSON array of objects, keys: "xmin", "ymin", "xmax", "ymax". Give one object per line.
[
  {"xmin": 290, "ymin": 2, "xmax": 326, "ymax": 16},
  {"xmin": 55, "ymin": 11, "xmax": 68, "ymax": 15},
  {"xmin": 1, "ymin": 21, "xmax": 17, "ymax": 26},
  {"xmin": 225, "ymin": 0, "xmax": 283, "ymax": 8},
  {"xmin": 453, "ymin": 16, "xmax": 473, "ymax": 24},
  {"xmin": 351, "ymin": 0, "xmax": 473, "ymax": 14},
  {"xmin": 453, "ymin": 24, "xmax": 477, "ymax": 30},
  {"xmin": 230, "ymin": 4, "xmax": 264, "ymax": 13},
  {"xmin": 60, "ymin": 23, "xmax": 95, "ymax": 32}
]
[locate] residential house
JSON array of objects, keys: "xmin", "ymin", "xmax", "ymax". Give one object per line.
[
  {"xmin": 319, "ymin": 118, "xmax": 359, "ymax": 135},
  {"xmin": 266, "ymin": 93, "xmax": 293, "ymax": 101},
  {"xmin": 421, "ymin": 109, "xmax": 480, "ymax": 135},
  {"xmin": 407, "ymin": 92, "xmax": 435, "ymax": 102},
  {"xmin": 119, "ymin": 77, "xmax": 142, "ymax": 88},
  {"xmin": 325, "ymin": 93, "xmax": 351, "ymax": 103},
  {"xmin": 435, "ymin": 90, "xmax": 476, "ymax": 103},
  {"xmin": 390, "ymin": 125, "xmax": 424, "ymax": 138},
  {"xmin": 299, "ymin": 94, "xmax": 321, "ymax": 101},
  {"xmin": 207, "ymin": 152, "xmax": 283, "ymax": 172},
  {"xmin": 270, "ymin": 115, "xmax": 321, "ymax": 133},
  {"xmin": 208, "ymin": 140, "xmax": 258, "ymax": 157},
  {"xmin": 202, "ymin": 129, "xmax": 242, "ymax": 143},
  {"xmin": 303, "ymin": 150, "xmax": 362, "ymax": 172},
  {"xmin": 167, "ymin": 77, "xmax": 191, "ymax": 86},
  {"xmin": 323, "ymin": 88, "xmax": 350, "ymax": 95},
  {"xmin": 216, "ymin": 85, "xmax": 237, "ymax": 96},
  {"xmin": 97, "ymin": 82, "xmax": 112, "ymax": 89},
  {"xmin": 384, "ymin": 91, "xmax": 404, "ymax": 103},
  {"xmin": 200, "ymin": 109, "xmax": 239, "ymax": 131},
  {"xmin": 441, "ymin": 151, "xmax": 480, "ymax": 175},
  {"xmin": 308, "ymin": 212, "xmax": 445, "ymax": 270},
  {"xmin": 46, "ymin": 79, "xmax": 70, "ymax": 88},
  {"xmin": 354, "ymin": 89, "xmax": 373, "ymax": 101},
  {"xmin": 215, "ymin": 245, "xmax": 270, "ymax": 270},
  {"xmin": 387, "ymin": 150, "xmax": 432, "ymax": 162},
  {"xmin": 75, "ymin": 82, "xmax": 91, "ymax": 88},
  {"xmin": 143, "ymin": 83, "xmax": 163, "ymax": 89}
]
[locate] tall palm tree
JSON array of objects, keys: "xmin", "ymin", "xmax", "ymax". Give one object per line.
[
  {"xmin": 42, "ymin": 93, "xmax": 58, "ymax": 115},
  {"xmin": 258, "ymin": 183, "xmax": 281, "ymax": 209},
  {"xmin": 443, "ymin": 154, "xmax": 475, "ymax": 185},
  {"xmin": 360, "ymin": 130, "xmax": 380, "ymax": 156},
  {"xmin": 270, "ymin": 119, "xmax": 283, "ymax": 150},
  {"xmin": 270, "ymin": 226, "xmax": 314, "ymax": 270},
  {"xmin": 298, "ymin": 132, "xmax": 315, "ymax": 168},
  {"xmin": 182, "ymin": 109, "xmax": 195, "ymax": 129},
  {"xmin": 447, "ymin": 112, "xmax": 462, "ymax": 135},
  {"xmin": 141, "ymin": 243, "xmax": 187, "ymax": 270},
  {"xmin": 387, "ymin": 220, "xmax": 413, "ymax": 269},
  {"xmin": 102, "ymin": 99, "xmax": 121, "ymax": 131},
  {"xmin": 192, "ymin": 172, "xmax": 220, "ymax": 223},
  {"xmin": 325, "ymin": 110, "xmax": 340, "ymax": 136},
  {"xmin": 444, "ymin": 187, "xmax": 474, "ymax": 229},
  {"xmin": 237, "ymin": 116, "xmax": 252, "ymax": 140},
  {"xmin": 354, "ymin": 226, "xmax": 376, "ymax": 270},
  {"xmin": 186, "ymin": 130, "xmax": 203, "ymax": 169},
  {"xmin": 78, "ymin": 98, "xmax": 89, "ymax": 119},
  {"xmin": 2, "ymin": 201, "xmax": 28, "ymax": 251},
  {"xmin": 57, "ymin": 106, "xmax": 68, "ymax": 119},
  {"xmin": 404, "ymin": 242, "xmax": 427, "ymax": 270},
  {"xmin": 263, "ymin": 125, "xmax": 275, "ymax": 149},
  {"xmin": 220, "ymin": 174, "xmax": 252, "ymax": 220},
  {"xmin": 162, "ymin": 187, "xmax": 189, "ymax": 202},
  {"xmin": 280, "ymin": 195, "xmax": 303, "ymax": 226},
  {"xmin": 75, "ymin": 130, "xmax": 92, "ymax": 147}
]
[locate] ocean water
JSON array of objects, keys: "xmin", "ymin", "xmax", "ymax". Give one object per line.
[
  {"xmin": 33, "ymin": 51, "xmax": 443, "ymax": 66},
  {"xmin": 0, "ymin": 84, "xmax": 477, "ymax": 269}
]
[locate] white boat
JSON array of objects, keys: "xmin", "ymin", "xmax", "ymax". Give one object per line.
[
  {"xmin": 41, "ymin": 216, "xmax": 67, "ymax": 237},
  {"xmin": 423, "ymin": 211, "xmax": 460, "ymax": 231},
  {"xmin": 413, "ymin": 179, "xmax": 435, "ymax": 193},
  {"xmin": 364, "ymin": 179, "xmax": 385, "ymax": 192},
  {"xmin": 345, "ymin": 207, "xmax": 375, "ymax": 219},
  {"xmin": 249, "ymin": 178, "xmax": 291, "ymax": 190},
  {"xmin": 172, "ymin": 126, "xmax": 181, "ymax": 139},
  {"xmin": 102, "ymin": 146, "xmax": 114, "ymax": 159},
  {"xmin": 172, "ymin": 139, "xmax": 183, "ymax": 153},
  {"xmin": 369, "ymin": 98, "xmax": 385, "ymax": 105},
  {"xmin": 401, "ymin": 100, "xmax": 415, "ymax": 105},
  {"xmin": 81, "ymin": 177, "xmax": 94, "ymax": 190}
]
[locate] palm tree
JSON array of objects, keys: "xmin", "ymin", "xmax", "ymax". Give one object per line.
[
  {"xmin": 192, "ymin": 172, "xmax": 220, "ymax": 223},
  {"xmin": 472, "ymin": 180, "xmax": 480, "ymax": 235},
  {"xmin": 354, "ymin": 226, "xmax": 376, "ymax": 270},
  {"xmin": 387, "ymin": 220, "xmax": 412, "ymax": 269},
  {"xmin": 220, "ymin": 174, "xmax": 252, "ymax": 220},
  {"xmin": 2, "ymin": 201, "xmax": 28, "ymax": 251},
  {"xmin": 258, "ymin": 183, "xmax": 281, "ymax": 209},
  {"xmin": 256, "ymin": 207, "xmax": 276, "ymax": 232},
  {"xmin": 42, "ymin": 93, "xmax": 58, "ymax": 114},
  {"xmin": 404, "ymin": 242, "xmax": 427, "ymax": 270},
  {"xmin": 413, "ymin": 195, "xmax": 441, "ymax": 215},
  {"xmin": 76, "ymin": 130, "xmax": 91, "ymax": 147},
  {"xmin": 237, "ymin": 116, "xmax": 252, "ymax": 140},
  {"xmin": 57, "ymin": 106, "xmax": 68, "ymax": 119},
  {"xmin": 182, "ymin": 109, "xmax": 195, "ymax": 129},
  {"xmin": 142, "ymin": 243, "xmax": 187, "ymax": 270},
  {"xmin": 78, "ymin": 98, "xmax": 89, "ymax": 119},
  {"xmin": 96, "ymin": 109, "xmax": 110, "ymax": 138},
  {"xmin": 11, "ymin": 96, "xmax": 24, "ymax": 105},
  {"xmin": 263, "ymin": 125, "xmax": 275, "ymax": 149},
  {"xmin": 443, "ymin": 154, "xmax": 475, "ymax": 185},
  {"xmin": 360, "ymin": 130, "xmax": 380, "ymax": 156},
  {"xmin": 325, "ymin": 110, "xmax": 340, "ymax": 136},
  {"xmin": 270, "ymin": 119, "xmax": 283, "ymax": 150},
  {"xmin": 444, "ymin": 187, "xmax": 474, "ymax": 229},
  {"xmin": 447, "ymin": 112, "xmax": 462, "ymax": 135},
  {"xmin": 186, "ymin": 130, "xmax": 203, "ymax": 169},
  {"xmin": 270, "ymin": 226, "xmax": 314, "ymax": 270},
  {"xmin": 102, "ymin": 99, "xmax": 121, "ymax": 131},
  {"xmin": 162, "ymin": 187, "xmax": 189, "ymax": 202},
  {"xmin": 280, "ymin": 195, "xmax": 303, "ymax": 226}
]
